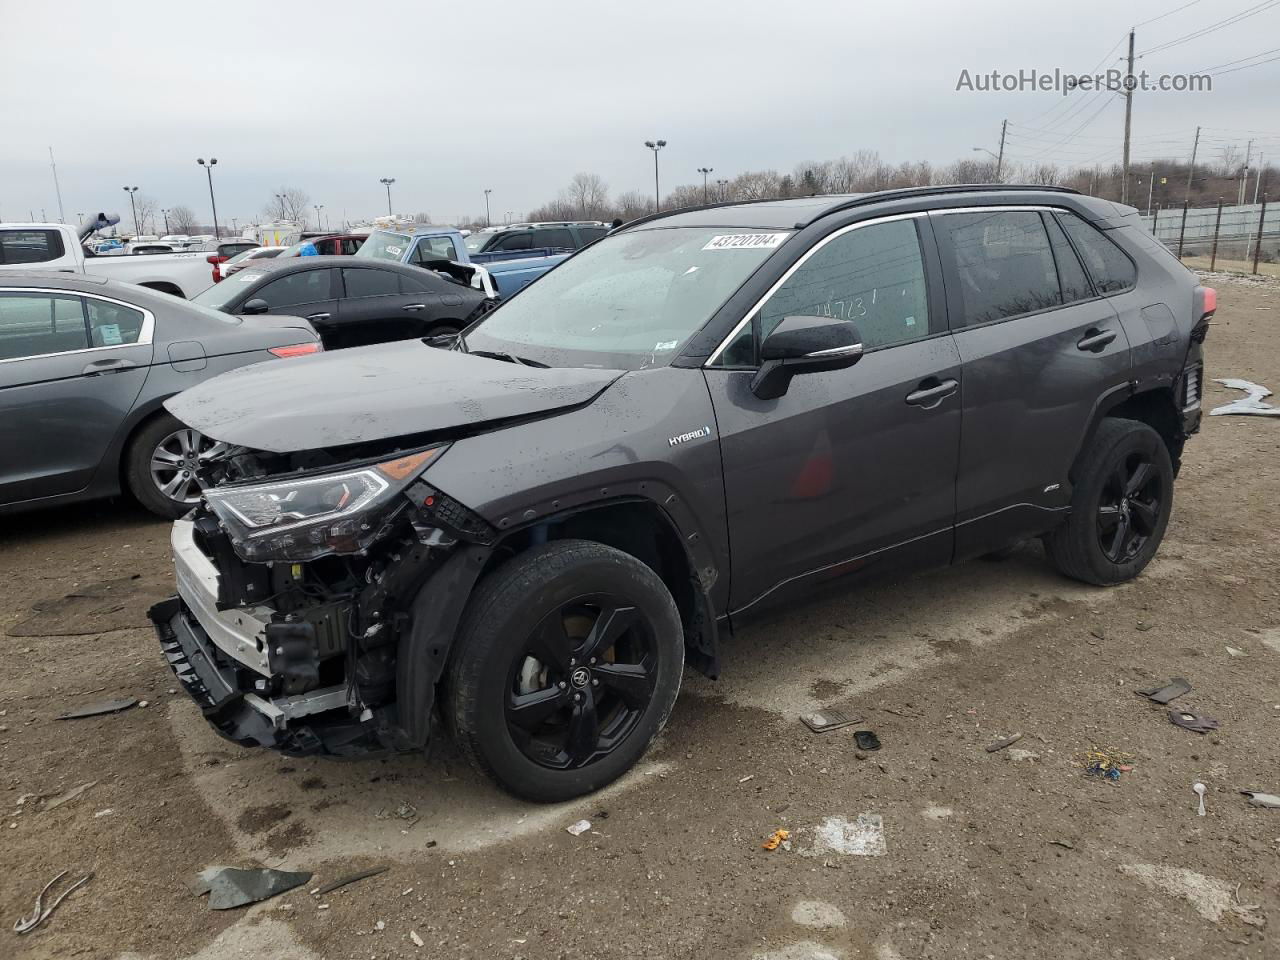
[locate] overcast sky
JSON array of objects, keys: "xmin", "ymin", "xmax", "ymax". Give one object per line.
[{"xmin": 2, "ymin": 0, "xmax": 1278, "ymax": 229}]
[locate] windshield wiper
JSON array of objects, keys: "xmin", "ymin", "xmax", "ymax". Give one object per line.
[{"xmin": 466, "ymin": 348, "xmax": 550, "ymax": 369}]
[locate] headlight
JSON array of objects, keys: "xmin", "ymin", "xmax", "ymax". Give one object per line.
[{"xmin": 205, "ymin": 446, "xmax": 446, "ymax": 562}]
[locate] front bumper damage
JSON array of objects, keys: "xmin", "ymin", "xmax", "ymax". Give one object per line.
[{"xmin": 148, "ymin": 521, "xmax": 369, "ymax": 755}]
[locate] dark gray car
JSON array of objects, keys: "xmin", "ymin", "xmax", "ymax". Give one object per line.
[
  {"xmin": 0, "ymin": 273, "xmax": 320, "ymax": 518},
  {"xmin": 151, "ymin": 185, "xmax": 1213, "ymax": 801}
]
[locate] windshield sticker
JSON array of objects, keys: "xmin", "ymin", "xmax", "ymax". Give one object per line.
[
  {"xmin": 238, "ymin": 273, "xmax": 263, "ymax": 282},
  {"xmin": 384, "ymin": 244, "xmax": 402, "ymax": 255},
  {"xmin": 98, "ymin": 324, "xmax": 122, "ymax": 345},
  {"xmin": 702, "ymin": 233, "xmax": 788, "ymax": 251},
  {"xmin": 654, "ymin": 339, "xmax": 680, "ymax": 351}
]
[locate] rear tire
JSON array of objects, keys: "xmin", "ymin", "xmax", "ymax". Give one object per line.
[
  {"xmin": 446, "ymin": 540, "xmax": 683, "ymax": 802},
  {"xmin": 1047, "ymin": 418, "xmax": 1173, "ymax": 585}
]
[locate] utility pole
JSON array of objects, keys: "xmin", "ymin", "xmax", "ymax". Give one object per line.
[
  {"xmin": 697, "ymin": 166, "xmax": 714, "ymax": 203},
  {"xmin": 1147, "ymin": 162, "xmax": 1156, "ymax": 216},
  {"xmin": 995, "ymin": 119, "xmax": 1007, "ymax": 181},
  {"xmin": 1185, "ymin": 126, "xmax": 1200, "ymax": 203},
  {"xmin": 484, "ymin": 188, "xmax": 492, "ymax": 226},
  {"xmin": 1121, "ymin": 29, "xmax": 1135, "ymax": 205},
  {"xmin": 1240, "ymin": 140, "xmax": 1253, "ymax": 205},
  {"xmin": 1253, "ymin": 154, "xmax": 1264, "ymax": 204},
  {"xmin": 48, "ymin": 147, "xmax": 65, "ymax": 223}
]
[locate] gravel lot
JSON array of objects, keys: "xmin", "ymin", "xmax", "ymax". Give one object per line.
[{"xmin": 3, "ymin": 274, "xmax": 1279, "ymax": 960}]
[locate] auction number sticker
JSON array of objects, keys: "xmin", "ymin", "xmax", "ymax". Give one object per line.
[{"xmin": 702, "ymin": 233, "xmax": 788, "ymax": 251}]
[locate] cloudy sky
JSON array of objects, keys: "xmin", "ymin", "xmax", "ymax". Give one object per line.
[{"xmin": 2, "ymin": 0, "xmax": 1278, "ymax": 229}]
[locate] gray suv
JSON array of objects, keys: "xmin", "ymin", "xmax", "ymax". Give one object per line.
[{"xmin": 151, "ymin": 185, "xmax": 1213, "ymax": 801}]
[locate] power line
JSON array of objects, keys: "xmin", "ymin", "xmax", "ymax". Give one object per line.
[
  {"xmin": 1137, "ymin": 0, "xmax": 1280, "ymax": 57},
  {"xmin": 1133, "ymin": 0, "xmax": 1204, "ymax": 27},
  {"xmin": 1192, "ymin": 45, "xmax": 1280, "ymax": 73},
  {"xmin": 1210, "ymin": 51, "xmax": 1280, "ymax": 75}
]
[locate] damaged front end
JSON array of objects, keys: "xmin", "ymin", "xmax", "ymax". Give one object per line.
[{"xmin": 149, "ymin": 441, "xmax": 492, "ymax": 757}]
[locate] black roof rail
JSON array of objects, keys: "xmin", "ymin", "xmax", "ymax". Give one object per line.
[
  {"xmin": 617, "ymin": 183, "xmax": 1081, "ymax": 232},
  {"xmin": 798, "ymin": 183, "xmax": 1080, "ymax": 226}
]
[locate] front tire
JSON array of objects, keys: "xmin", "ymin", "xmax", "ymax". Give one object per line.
[
  {"xmin": 124, "ymin": 413, "xmax": 221, "ymax": 519},
  {"xmin": 1047, "ymin": 418, "xmax": 1173, "ymax": 585},
  {"xmin": 446, "ymin": 540, "xmax": 683, "ymax": 802}
]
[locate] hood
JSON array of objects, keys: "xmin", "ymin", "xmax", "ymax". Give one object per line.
[{"xmin": 165, "ymin": 340, "xmax": 622, "ymax": 453}]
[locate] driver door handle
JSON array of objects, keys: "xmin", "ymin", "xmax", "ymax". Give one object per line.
[
  {"xmin": 1077, "ymin": 327, "xmax": 1117, "ymax": 352},
  {"xmin": 306, "ymin": 312, "xmax": 330, "ymax": 321},
  {"xmin": 82, "ymin": 358, "xmax": 137, "ymax": 376},
  {"xmin": 905, "ymin": 377, "xmax": 958, "ymax": 408},
  {"xmin": 402, "ymin": 303, "xmax": 426, "ymax": 312}
]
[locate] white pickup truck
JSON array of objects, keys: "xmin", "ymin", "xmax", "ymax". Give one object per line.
[{"xmin": 0, "ymin": 214, "xmax": 216, "ymax": 298}]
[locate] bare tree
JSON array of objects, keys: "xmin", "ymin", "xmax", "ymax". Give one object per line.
[
  {"xmin": 613, "ymin": 190, "xmax": 653, "ymax": 221},
  {"xmin": 168, "ymin": 205, "xmax": 197, "ymax": 233},
  {"xmin": 663, "ymin": 184, "xmax": 705, "ymax": 210},
  {"xmin": 1216, "ymin": 143, "xmax": 1241, "ymax": 176},
  {"xmin": 413, "ymin": 211, "xmax": 433, "ymax": 224},
  {"xmin": 731, "ymin": 170, "xmax": 781, "ymax": 200},
  {"xmin": 263, "ymin": 187, "xmax": 311, "ymax": 223},
  {"xmin": 133, "ymin": 194, "xmax": 158, "ymax": 235},
  {"xmin": 561, "ymin": 173, "xmax": 610, "ymax": 219}
]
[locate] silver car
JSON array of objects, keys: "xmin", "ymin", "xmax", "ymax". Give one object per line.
[{"xmin": 0, "ymin": 272, "xmax": 321, "ymax": 517}]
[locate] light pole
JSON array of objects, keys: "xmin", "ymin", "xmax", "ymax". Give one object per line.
[
  {"xmin": 379, "ymin": 178, "xmax": 395, "ymax": 217},
  {"xmin": 122, "ymin": 186, "xmax": 139, "ymax": 237},
  {"xmin": 162, "ymin": 208, "xmax": 171, "ymax": 233},
  {"xmin": 314, "ymin": 204, "xmax": 324, "ymax": 231},
  {"xmin": 971, "ymin": 146, "xmax": 1003, "ymax": 181},
  {"xmin": 484, "ymin": 188, "xmax": 492, "ymax": 227},
  {"xmin": 196, "ymin": 158, "xmax": 220, "ymax": 237},
  {"xmin": 275, "ymin": 193, "xmax": 287, "ymax": 222},
  {"xmin": 716, "ymin": 178, "xmax": 729, "ymax": 202},
  {"xmin": 644, "ymin": 139, "xmax": 667, "ymax": 212},
  {"xmin": 697, "ymin": 167, "xmax": 714, "ymax": 203}
]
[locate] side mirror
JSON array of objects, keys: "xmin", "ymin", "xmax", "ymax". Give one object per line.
[
  {"xmin": 750, "ymin": 315, "xmax": 863, "ymax": 400},
  {"xmin": 241, "ymin": 298, "xmax": 269, "ymax": 315}
]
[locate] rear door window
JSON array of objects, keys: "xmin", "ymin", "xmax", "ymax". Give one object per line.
[
  {"xmin": 86, "ymin": 298, "xmax": 146, "ymax": 346},
  {"xmin": 0, "ymin": 230, "xmax": 66, "ymax": 265},
  {"xmin": 494, "ymin": 232, "xmax": 533, "ymax": 251},
  {"xmin": 254, "ymin": 269, "xmax": 332, "ymax": 310},
  {"xmin": 342, "ymin": 267, "xmax": 400, "ymax": 299},
  {"xmin": 1044, "ymin": 214, "xmax": 1093, "ymax": 304},
  {"xmin": 1056, "ymin": 212, "xmax": 1137, "ymax": 294},
  {"xmin": 534, "ymin": 228, "xmax": 574, "ymax": 249},
  {"xmin": 0, "ymin": 293, "xmax": 87, "ymax": 359},
  {"xmin": 937, "ymin": 211, "xmax": 1061, "ymax": 327},
  {"xmin": 577, "ymin": 227, "xmax": 608, "ymax": 245}
]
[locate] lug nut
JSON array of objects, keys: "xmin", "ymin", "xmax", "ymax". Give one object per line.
[
  {"xmin": 589, "ymin": 657, "xmax": 596, "ymax": 665},
  {"xmin": 591, "ymin": 678, "xmax": 599, "ymax": 686},
  {"xmin": 574, "ymin": 693, "xmax": 582, "ymax": 702},
  {"xmin": 558, "ymin": 681, "xmax": 567, "ymax": 689}
]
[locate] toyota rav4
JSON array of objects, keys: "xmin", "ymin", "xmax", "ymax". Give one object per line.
[{"xmin": 150, "ymin": 185, "xmax": 1213, "ymax": 801}]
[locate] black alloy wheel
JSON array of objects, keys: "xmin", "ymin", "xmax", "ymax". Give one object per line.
[
  {"xmin": 505, "ymin": 594, "xmax": 657, "ymax": 770},
  {"xmin": 1096, "ymin": 451, "xmax": 1164, "ymax": 563}
]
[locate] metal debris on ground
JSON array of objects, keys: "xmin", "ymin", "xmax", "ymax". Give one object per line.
[
  {"xmin": 853, "ymin": 730, "xmax": 881, "ymax": 751},
  {"xmin": 1209, "ymin": 378, "xmax": 1280, "ymax": 417},
  {"xmin": 1135, "ymin": 677, "xmax": 1192, "ymax": 705},
  {"xmin": 13, "ymin": 870, "xmax": 93, "ymax": 934},
  {"xmin": 1193, "ymin": 782, "xmax": 1208, "ymax": 817},
  {"xmin": 55, "ymin": 698, "xmax": 138, "ymax": 720},
  {"xmin": 190, "ymin": 866, "xmax": 312, "ymax": 910},
  {"xmin": 1240, "ymin": 791, "xmax": 1280, "ymax": 808},
  {"xmin": 762, "ymin": 828, "xmax": 790, "ymax": 851},
  {"xmin": 800, "ymin": 708, "xmax": 862, "ymax": 733},
  {"xmin": 312, "ymin": 866, "xmax": 389, "ymax": 896},
  {"xmin": 565, "ymin": 819, "xmax": 591, "ymax": 837},
  {"xmin": 43, "ymin": 780, "xmax": 98, "ymax": 811},
  {"xmin": 986, "ymin": 733, "xmax": 1023, "ymax": 753},
  {"xmin": 1073, "ymin": 748, "xmax": 1135, "ymax": 783},
  {"xmin": 1170, "ymin": 709, "xmax": 1220, "ymax": 734}
]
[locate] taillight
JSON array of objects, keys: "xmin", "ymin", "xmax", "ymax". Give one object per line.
[
  {"xmin": 1201, "ymin": 286, "xmax": 1216, "ymax": 319},
  {"xmin": 1192, "ymin": 285, "xmax": 1216, "ymax": 343},
  {"xmin": 206, "ymin": 254, "xmax": 226, "ymax": 264},
  {"xmin": 269, "ymin": 342, "xmax": 323, "ymax": 358}
]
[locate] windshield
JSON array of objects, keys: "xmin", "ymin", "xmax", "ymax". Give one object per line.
[
  {"xmin": 462, "ymin": 233, "xmax": 491, "ymax": 253},
  {"xmin": 353, "ymin": 231, "xmax": 410, "ymax": 261},
  {"xmin": 192, "ymin": 272, "xmax": 265, "ymax": 310},
  {"xmin": 225, "ymin": 247, "xmax": 262, "ymax": 265},
  {"xmin": 464, "ymin": 226, "xmax": 790, "ymax": 370}
]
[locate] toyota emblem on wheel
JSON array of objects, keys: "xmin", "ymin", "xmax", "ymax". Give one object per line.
[{"xmin": 570, "ymin": 667, "xmax": 591, "ymax": 688}]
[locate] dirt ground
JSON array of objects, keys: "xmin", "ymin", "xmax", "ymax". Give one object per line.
[{"xmin": 3, "ymin": 275, "xmax": 1279, "ymax": 960}]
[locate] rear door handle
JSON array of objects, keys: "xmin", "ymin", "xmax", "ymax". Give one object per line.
[
  {"xmin": 402, "ymin": 303, "xmax": 426, "ymax": 311},
  {"xmin": 306, "ymin": 312, "xmax": 330, "ymax": 321},
  {"xmin": 82, "ymin": 358, "xmax": 137, "ymax": 376},
  {"xmin": 1077, "ymin": 327, "xmax": 1117, "ymax": 352},
  {"xmin": 905, "ymin": 377, "xmax": 959, "ymax": 409}
]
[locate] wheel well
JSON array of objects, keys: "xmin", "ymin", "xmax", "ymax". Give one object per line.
[
  {"xmin": 482, "ymin": 500, "xmax": 716, "ymax": 675},
  {"xmin": 138, "ymin": 281, "xmax": 184, "ymax": 298},
  {"xmin": 116, "ymin": 406, "xmax": 171, "ymax": 492},
  {"xmin": 1104, "ymin": 388, "xmax": 1184, "ymax": 472}
]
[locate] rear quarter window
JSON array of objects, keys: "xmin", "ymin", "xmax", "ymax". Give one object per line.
[
  {"xmin": 0, "ymin": 230, "xmax": 66, "ymax": 265},
  {"xmin": 1056, "ymin": 212, "xmax": 1137, "ymax": 294}
]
